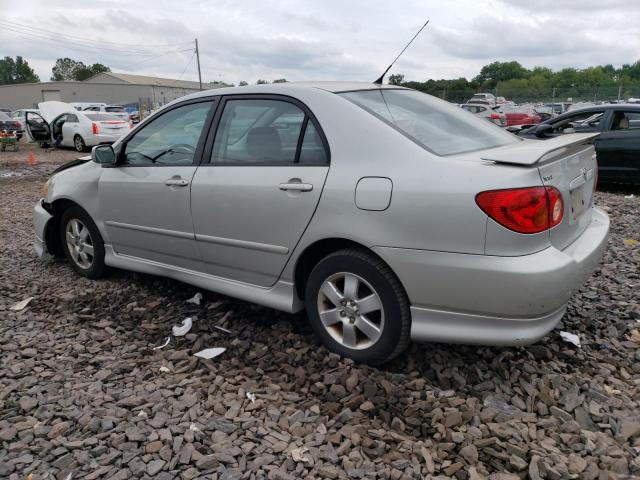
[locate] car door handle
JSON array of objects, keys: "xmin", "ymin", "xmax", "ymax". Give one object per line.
[
  {"xmin": 278, "ymin": 182, "xmax": 313, "ymax": 192},
  {"xmin": 165, "ymin": 178, "xmax": 189, "ymax": 187}
]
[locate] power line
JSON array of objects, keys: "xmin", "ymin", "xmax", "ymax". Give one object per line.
[
  {"xmin": 178, "ymin": 52, "xmax": 196, "ymax": 80},
  {"xmin": 0, "ymin": 25, "xmax": 170, "ymax": 57},
  {"xmin": 120, "ymin": 49, "xmax": 193, "ymax": 70},
  {"xmin": 0, "ymin": 18, "xmax": 191, "ymax": 49}
]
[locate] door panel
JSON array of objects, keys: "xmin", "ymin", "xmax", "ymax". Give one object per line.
[
  {"xmin": 25, "ymin": 112, "xmax": 50, "ymax": 142},
  {"xmin": 98, "ymin": 99, "xmax": 216, "ymax": 270},
  {"xmin": 190, "ymin": 96, "xmax": 330, "ymax": 287},
  {"xmin": 99, "ymin": 166, "xmax": 202, "ymax": 269},
  {"xmin": 595, "ymin": 110, "xmax": 640, "ymax": 182},
  {"xmin": 191, "ymin": 165, "xmax": 328, "ymax": 286}
]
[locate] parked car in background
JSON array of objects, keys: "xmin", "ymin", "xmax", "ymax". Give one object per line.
[
  {"xmin": 461, "ymin": 103, "xmax": 506, "ymax": 126},
  {"xmin": 0, "ymin": 111, "xmax": 23, "ymax": 139},
  {"xmin": 33, "ymin": 82, "xmax": 608, "ymax": 364},
  {"xmin": 70, "ymin": 102, "xmax": 130, "ymax": 123},
  {"xmin": 468, "ymin": 93, "xmax": 496, "ymax": 106},
  {"xmin": 26, "ymin": 101, "xmax": 131, "ymax": 152},
  {"xmin": 501, "ymin": 105, "xmax": 541, "ymax": 127},
  {"xmin": 10, "ymin": 108, "xmax": 40, "ymax": 133},
  {"xmin": 518, "ymin": 104, "xmax": 640, "ymax": 183}
]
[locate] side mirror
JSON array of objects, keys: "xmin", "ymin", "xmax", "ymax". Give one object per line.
[
  {"xmin": 92, "ymin": 144, "xmax": 116, "ymax": 166},
  {"xmin": 534, "ymin": 123, "xmax": 554, "ymax": 137}
]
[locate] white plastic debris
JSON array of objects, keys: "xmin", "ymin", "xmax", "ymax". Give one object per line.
[
  {"xmin": 137, "ymin": 410, "xmax": 148, "ymax": 418},
  {"xmin": 189, "ymin": 423, "xmax": 201, "ymax": 433},
  {"xmin": 291, "ymin": 446, "xmax": 310, "ymax": 463},
  {"xmin": 214, "ymin": 325, "xmax": 232, "ymax": 334},
  {"xmin": 186, "ymin": 292, "xmax": 203, "ymax": 305},
  {"xmin": 159, "ymin": 366, "xmax": 170, "ymax": 373},
  {"xmin": 246, "ymin": 392, "xmax": 256, "ymax": 404},
  {"xmin": 153, "ymin": 337, "xmax": 171, "ymax": 350},
  {"xmin": 10, "ymin": 297, "xmax": 34, "ymax": 311},
  {"xmin": 193, "ymin": 347, "xmax": 226, "ymax": 359},
  {"xmin": 624, "ymin": 194, "xmax": 635, "ymax": 199},
  {"xmin": 559, "ymin": 331, "xmax": 581, "ymax": 347},
  {"xmin": 172, "ymin": 317, "xmax": 193, "ymax": 337}
]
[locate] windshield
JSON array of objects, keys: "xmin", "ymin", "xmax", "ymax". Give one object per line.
[
  {"xmin": 106, "ymin": 106, "xmax": 125, "ymax": 112},
  {"xmin": 85, "ymin": 114, "xmax": 124, "ymax": 121},
  {"xmin": 0, "ymin": 112, "xmax": 11, "ymax": 120},
  {"xmin": 341, "ymin": 89, "xmax": 518, "ymax": 156}
]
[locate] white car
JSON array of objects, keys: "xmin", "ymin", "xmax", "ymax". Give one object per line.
[
  {"xmin": 71, "ymin": 102, "xmax": 130, "ymax": 123},
  {"xmin": 26, "ymin": 101, "xmax": 131, "ymax": 152},
  {"xmin": 461, "ymin": 104, "xmax": 506, "ymax": 126}
]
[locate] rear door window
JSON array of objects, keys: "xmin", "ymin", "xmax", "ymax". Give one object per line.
[
  {"xmin": 611, "ymin": 110, "xmax": 640, "ymax": 130},
  {"xmin": 211, "ymin": 98, "xmax": 328, "ymax": 165}
]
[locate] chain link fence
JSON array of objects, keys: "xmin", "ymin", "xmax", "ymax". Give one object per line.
[{"xmin": 419, "ymin": 86, "xmax": 640, "ymax": 105}]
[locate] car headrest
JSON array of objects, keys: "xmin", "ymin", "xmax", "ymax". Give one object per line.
[
  {"xmin": 246, "ymin": 126, "xmax": 282, "ymax": 160},
  {"xmin": 618, "ymin": 117, "xmax": 629, "ymax": 130}
]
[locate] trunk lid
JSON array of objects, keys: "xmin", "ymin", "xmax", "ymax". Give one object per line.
[{"xmin": 483, "ymin": 133, "xmax": 599, "ymax": 250}]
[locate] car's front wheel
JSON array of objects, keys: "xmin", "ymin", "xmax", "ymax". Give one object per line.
[
  {"xmin": 60, "ymin": 206, "xmax": 107, "ymax": 279},
  {"xmin": 74, "ymin": 135, "xmax": 87, "ymax": 152},
  {"xmin": 305, "ymin": 249, "xmax": 411, "ymax": 365}
]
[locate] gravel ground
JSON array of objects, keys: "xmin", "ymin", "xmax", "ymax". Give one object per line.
[{"xmin": 1, "ymin": 142, "xmax": 639, "ymax": 480}]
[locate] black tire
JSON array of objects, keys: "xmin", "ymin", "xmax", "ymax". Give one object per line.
[
  {"xmin": 59, "ymin": 206, "xmax": 107, "ymax": 279},
  {"xmin": 305, "ymin": 248, "xmax": 411, "ymax": 365},
  {"xmin": 74, "ymin": 135, "xmax": 88, "ymax": 152}
]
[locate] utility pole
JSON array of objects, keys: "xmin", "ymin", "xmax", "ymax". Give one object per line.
[{"xmin": 195, "ymin": 38, "xmax": 202, "ymax": 91}]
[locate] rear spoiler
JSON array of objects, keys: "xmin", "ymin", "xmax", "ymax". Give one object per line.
[{"xmin": 482, "ymin": 133, "xmax": 599, "ymax": 166}]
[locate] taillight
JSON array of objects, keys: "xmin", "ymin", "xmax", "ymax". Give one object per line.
[
  {"xmin": 489, "ymin": 113, "xmax": 501, "ymax": 119},
  {"xmin": 92, "ymin": 122, "xmax": 99, "ymax": 135},
  {"xmin": 476, "ymin": 186, "xmax": 564, "ymax": 234}
]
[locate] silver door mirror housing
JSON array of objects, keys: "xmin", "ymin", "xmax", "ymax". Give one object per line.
[{"xmin": 92, "ymin": 144, "xmax": 116, "ymax": 166}]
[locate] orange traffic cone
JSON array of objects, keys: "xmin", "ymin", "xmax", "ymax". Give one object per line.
[{"xmin": 27, "ymin": 152, "xmax": 36, "ymax": 165}]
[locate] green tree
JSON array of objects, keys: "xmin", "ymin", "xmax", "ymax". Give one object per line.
[
  {"xmin": 239, "ymin": 80, "xmax": 248, "ymax": 86},
  {"xmin": 272, "ymin": 78, "xmax": 287, "ymax": 83},
  {"xmin": 388, "ymin": 73, "xmax": 404, "ymax": 85},
  {"xmin": 51, "ymin": 58, "xmax": 110, "ymax": 81},
  {"xmin": 256, "ymin": 79, "xmax": 268, "ymax": 84},
  {"xmin": 473, "ymin": 61, "xmax": 528, "ymax": 89},
  {"xmin": 0, "ymin": 56, "xmax": 39, "ymax": 85},
  {"xmin": 75, "ymin": 63, "xmax": 110, "ymax": 81}
]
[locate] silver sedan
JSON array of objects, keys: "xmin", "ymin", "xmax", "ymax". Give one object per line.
[{"xmin": 33, "ymin": 82, "xmax": 609, "ymax": 364}]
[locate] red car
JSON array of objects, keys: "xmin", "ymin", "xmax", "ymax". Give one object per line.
[{"xmin": 502, "ymin": 106, "xmax": 541, "ymax": 127}]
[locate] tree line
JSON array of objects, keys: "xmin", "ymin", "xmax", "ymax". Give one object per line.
[
  {"xmin": 390, "ymin": 60, "xmax": 640, "ymax": 102},
  {"xmin": 0, "ymin": 56, "xmax": 110, "ymax": 84}
]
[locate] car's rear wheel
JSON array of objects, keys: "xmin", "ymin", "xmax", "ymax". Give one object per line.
[
  {"xmin": 74, "ymin": 135, "xmax": 87, "ymax": 152},
  {"xmin": 304, "ymin": 248, "xmax": 411, "ymax": 365},
  {"xmin": 60, "ymin": 206, "xmax": 107, "ymax": 279}
]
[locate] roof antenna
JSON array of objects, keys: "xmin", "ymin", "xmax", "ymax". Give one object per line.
[{"xmin": 374, "ymin": 19, "xmax": 430, "ymax": 85}]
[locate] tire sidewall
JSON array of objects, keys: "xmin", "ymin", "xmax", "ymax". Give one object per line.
[
  {"xmin": 60, "ymin": 206, "xmax": 106, "ymax": 279},
  {"xmin": 305, "ymin": 253, "xmax": 405, "ymax": 364},
  {"xmin": 74, "ymin": 135, "xmax": 86, "ymax": 152}
]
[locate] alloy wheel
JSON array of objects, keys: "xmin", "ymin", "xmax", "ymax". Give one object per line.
[
  {"xmin": 75, "ymin": 137, "xmax": 84, "ymax": 152},
  {"xmin": 65, "ymin": 218, "xmax": 94, "ymax": 269},
  {"xmin": 316, "ymin": 272, "xmax": 385, "ymax": 350}
]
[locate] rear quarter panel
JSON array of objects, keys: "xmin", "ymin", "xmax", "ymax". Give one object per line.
[{"xmin": 279, "ymin": 89, "xmax": 546, "ymax": 282}]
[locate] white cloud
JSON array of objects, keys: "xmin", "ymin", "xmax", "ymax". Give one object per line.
[{"xmin": 1, "ymin": 0, "xmax": 638, "ymax": 84}]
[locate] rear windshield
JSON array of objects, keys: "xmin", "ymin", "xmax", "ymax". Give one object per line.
[
  {"xmin": 106, "ymin": 106, "xmax": 125, "ymax": 112},
  {"xmin": 85, "ymin": 114, "xmax": 123, "ymax": 121},
  {"xmin": 341, "ymin": 89, "xmax": 518, "ymax": 156},
  {"xmin": 0, "ymin": 112, "xmax": 12, "ymax": 120}
]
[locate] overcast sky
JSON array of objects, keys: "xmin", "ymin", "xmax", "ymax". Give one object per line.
[{"xmin": 2, "ymin": 0, "xmax": 639, "ymax": 85}]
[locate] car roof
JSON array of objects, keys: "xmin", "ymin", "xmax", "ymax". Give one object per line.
[
  {"xmin": 543, "ymin": 103, "xmax": 640, "ymax": 124},
  {"xmin": 179, "ymin": 81, "xmax": 407, "ymax": 102}
]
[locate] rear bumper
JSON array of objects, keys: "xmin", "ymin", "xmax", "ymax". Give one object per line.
[
  {"xmin": 33, "ymin": 199, "xmax": 53, "ymax": 258},
  {"xmin": 373, "ymin": 207, "xmax": 609, "ymax": 345},
  {"xmin": 89, "ymin": 133, "xmax": 126, "ymax": 145}
]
